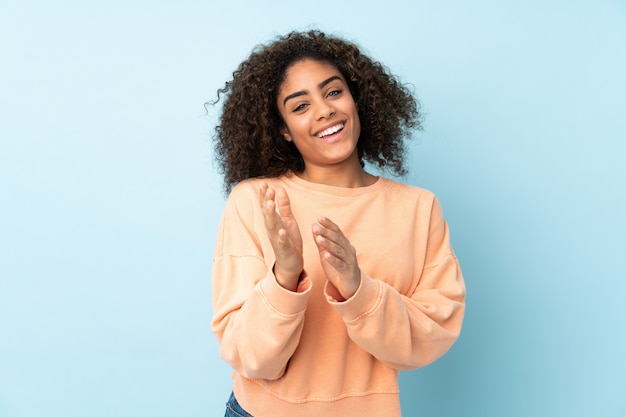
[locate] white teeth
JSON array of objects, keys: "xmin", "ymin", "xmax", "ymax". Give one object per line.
[{"xmin": 317, "ymin": 123, "xmax": 344, "ymax": 138}]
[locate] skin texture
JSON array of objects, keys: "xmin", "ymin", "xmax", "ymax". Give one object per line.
[
  {"xmin": 278, "ymin": 59, "xmax": 364, "ymax": 187},
  {"xmin": 261, "ymin": 59, "xmax": 368, "ymax": 299}
]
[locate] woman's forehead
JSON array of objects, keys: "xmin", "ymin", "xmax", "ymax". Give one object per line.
[{"xmin": 279, "ymin": 59, "xmax": 344, "ymax": 91}]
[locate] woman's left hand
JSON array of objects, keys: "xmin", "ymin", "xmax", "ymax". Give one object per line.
[{"xmin": 312, "ymin": 216, "xmax": 361, "ymax": 300}]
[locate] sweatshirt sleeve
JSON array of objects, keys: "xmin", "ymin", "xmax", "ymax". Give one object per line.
[
  {"xmin": 211, "ymin": 184, "xmax": 311, "ymax": 380},
  {"xmin": 325, "ymin": 196, "xmax": 466, "ymax": 370}
]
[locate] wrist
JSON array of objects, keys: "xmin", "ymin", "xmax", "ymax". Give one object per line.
[{"xmin": 273, "ymin": 264, "xmax": 304, "ymax": 292}]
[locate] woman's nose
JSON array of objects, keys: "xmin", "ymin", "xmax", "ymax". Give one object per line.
[{"xmin": 316, "ymin": 101, "xmax": 335, "ymax": 120}]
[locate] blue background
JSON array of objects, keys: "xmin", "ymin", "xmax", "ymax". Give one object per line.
[{"xmin": 1, "ymin": 0, "xmax": 625, "ymax": 416}]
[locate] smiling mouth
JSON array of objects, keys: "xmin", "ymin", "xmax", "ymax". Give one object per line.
[{"xmin": 316, "ymin": 123, "xmax": 344, "ymax": 138}]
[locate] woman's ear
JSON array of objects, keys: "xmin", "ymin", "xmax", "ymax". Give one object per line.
[{"xmin": 280, "ymin": 126, "xmax": 292, "ymax": 142}]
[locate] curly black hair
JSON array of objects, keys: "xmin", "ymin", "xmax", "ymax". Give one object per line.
[{"xmin": 212, "ymin": 30, "xmax": 421, "ymax": 192}]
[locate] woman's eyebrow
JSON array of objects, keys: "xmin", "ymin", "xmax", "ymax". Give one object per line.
[
  {"xmin": 283, "ymin": 90, "xmax": 307, "ymax": 106},
  {"xmin": 318, "ymin": 75, "xmax": 341, "ymax": 89},
  {"xmin": 283, "ymin": 75, "xmax": 343, "ymax": 106}
]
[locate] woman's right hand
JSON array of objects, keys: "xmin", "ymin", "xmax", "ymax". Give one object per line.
[{"xmin": 260, "ymin": 182, "xmax": 304, "ymax": 292}]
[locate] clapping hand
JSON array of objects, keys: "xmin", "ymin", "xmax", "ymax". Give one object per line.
[
  {"xmin": 312, "ymin": 216, "xmax": 361, "ymax": 300},
  {"xmin": 260, "ymin": 182, "xmax": 304, "ymax": 292}
]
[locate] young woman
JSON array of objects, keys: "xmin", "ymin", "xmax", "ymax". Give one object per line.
[{"xmin": 211, "ymin": 30, "xmax": 466, "ymax": 417}]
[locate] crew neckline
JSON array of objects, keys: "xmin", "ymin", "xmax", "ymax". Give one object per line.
[{"xmin": 282, "ymin": 172, "xmax": 390, "ymax": 197}]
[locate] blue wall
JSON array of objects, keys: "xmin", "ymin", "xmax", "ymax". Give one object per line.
[{"xmin": 1, "ymin": 1, "xmax": 624, "ymax": 416}]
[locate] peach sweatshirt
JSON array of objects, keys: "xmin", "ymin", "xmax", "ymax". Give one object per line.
[{"xmin": 211, "ymin": 174, "xmax": 466, "ymax": 417}]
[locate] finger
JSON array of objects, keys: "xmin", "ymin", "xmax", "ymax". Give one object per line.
[
  {"xmin": 313, "ymin": 218, "xmax": 344, "ymax": 247},
  {"xmin": 259, "ymin": 182, "xmax": 269, "ymax": 211},
  {"xmin": 275, "ymin": 187, "xmax": 294, "ymax": 220},
  {"xmin": 314, "ymin": 232, "xmax": 345, "ymax": 256},
  {"xmin": 317, "ymin": 216, "xmax": 340, "ymax": 232},
  {"xmin": 313, "ymin": 226, "xmax": 342, "ymax": 248},
  {"xmin": 275, "ymin": 188, "xmax": 303, "ymax": 244},
  {"xmin": 260, "ymin": 183, "xmax": 279, "ymax": 230},
  {"xmin": 320, "ymin": 245, "xmax": 360, "ymax": 283},
  {"xmin": 260, "ymin": 183, "xmax": 273, "ymax": 210},
  {"xmin": 259, "ymin": 182, "xmax": 268, "ymax": 205},
  {"xmin": 322, "ymin": 250, "xmax": 347, "ymax": 270},
  {"xmin": 265, "ymin": 199, "xmax": 277, "ymax": 219}
]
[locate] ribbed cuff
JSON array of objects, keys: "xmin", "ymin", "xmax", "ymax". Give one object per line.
[
  {"xmin": 324, "ymin": 273, "xmax": 382, "ymax": 322},
  {"xmin": 258, "ymin": 270, "xmax": 311, "ymax": 317}
]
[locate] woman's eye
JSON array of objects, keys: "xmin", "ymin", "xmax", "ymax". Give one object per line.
[
  {"xmin": 328, "ymin": 89, "xmax": 342, "ymax": 97},
  {"xmin": 293, "ymin": 103, "xmax": 307, "ymax": 112}
]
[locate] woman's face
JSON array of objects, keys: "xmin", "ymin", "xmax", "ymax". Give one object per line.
[{"xmin": 276, "ymin": 59, "xmax": 361, "ymax": 174}]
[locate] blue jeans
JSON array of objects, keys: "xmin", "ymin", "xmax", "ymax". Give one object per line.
[{"xmin": 224, "ymin": 392, "xmax": 254, "ymax": 417}]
